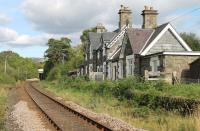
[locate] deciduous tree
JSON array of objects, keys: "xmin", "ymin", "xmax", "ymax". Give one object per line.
[{"xmin": 180, "ymin": 32, "xmax": 200, "ymax": 51}]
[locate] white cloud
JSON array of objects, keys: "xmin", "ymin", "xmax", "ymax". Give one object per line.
[
  {"xmin": 0, "ymin": 27, "xmax": 81, "ymax": 47},
  {"xmin": 22, "ymin": 0, "xmax": 200, "ymax": 35},
  {"xmin": 0, "ymin": 0, "xmax": 196, "ymax": 48},
  {"xmin": 0, "ymin": 27, "xmax": 18, "ymax": 42},
  {"xmin": 0, "ymin": 13, "xmax": 11, "ymax": 25}
]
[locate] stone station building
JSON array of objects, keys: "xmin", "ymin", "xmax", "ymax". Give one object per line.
[{"xmin": 79, "ymin": 5, "xmax": 200, "ymax": 83}]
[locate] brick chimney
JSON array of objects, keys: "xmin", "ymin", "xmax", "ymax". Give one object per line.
[
  {"xmin": 118, "ymin": 5, "xmax": 132, "ymax": 30},
  {"xmin": 96, "ymin": 23, "xmax": 107, "ymax": 33},
  {"xmin": 141, "ymin": 6, "xmax": 158, "ymax": 29}
]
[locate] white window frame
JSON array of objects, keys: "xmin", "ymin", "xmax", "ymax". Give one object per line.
[
  {"xmin": 126, "ymin": 55, "xmax": 134, "ymax": 76},
  {"xmin": 85, "ymin": 53, "xmax": 87, "ymax": 61},
  {"xmin": 89, "ymin": 64, "xmax": 93, "ymax": 72},
  {"xmin": 150, "ymin": 56, "xmax": 160, "ymax": 73},
  {"xmin": 89, "ymin": 46, "xmax": 93, "ymax": 59},
  {"xmin": 97, "ymin": 51, "xmax": 100, "ymax": 59},
  {"xmin": 85, "ymin": 65, "xmax": 88, "ymax": 74},
  {"xmin": 103, "ymin": 62, "xmax": 106, "ymax": 73}
]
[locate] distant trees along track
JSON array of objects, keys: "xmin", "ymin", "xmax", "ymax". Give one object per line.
[{"xmin": 25, "ymin": 81, "xmax": 112, "ymax": 131}]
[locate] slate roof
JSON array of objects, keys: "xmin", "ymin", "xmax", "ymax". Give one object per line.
[
  {"xmin": 88, "ymin": 23, "xmax": 169, "ymax": 57},
  {"xmin": 102, "ymin": 32, "xmax": 116, "ymax": 42},
  {"xmin": 127, "ymin": 23, "xmax": 169, "ymax": 54},
  {"xmin": 127, "ymin": 28, "xmax": 154, "ymax": 54},
  {"xmin": 88, "ymin": 32, "xmax": 116, "ymax": 51},
  {"xmin": 88, "ymin": 33, "xmax": 102, "ymax": 51}
]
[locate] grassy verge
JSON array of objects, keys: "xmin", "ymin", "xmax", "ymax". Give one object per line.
[
  {"xmin": 0, "ymin": 84, "xmax": 9, "ymax": 130},
  {"xmin": 41, "ymin": 80, "xmax": 200, "ymax": 131}
]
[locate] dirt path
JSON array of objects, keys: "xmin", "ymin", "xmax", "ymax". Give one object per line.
[{"xmin": 6, "ymin": 83, "xmax": 56, "ymax": 131}]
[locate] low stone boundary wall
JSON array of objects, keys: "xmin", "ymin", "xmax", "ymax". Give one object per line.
[{"xmin": 134, "ymin": 93, "xmax": 200, "ymax": 115}]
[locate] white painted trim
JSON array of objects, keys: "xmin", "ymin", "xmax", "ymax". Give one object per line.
[
  {"xmin": 141, "ymin": 23, "xmax": 192, "ymax": 56},
  {"xmin": 109, "ymin": 48, "xmax": 121, "ymax": 60},
  {"xmin": 169, "ymin": 25, "xmax": 192, "ymax": 51},
  {"xmin": 163, "ymin": 52, "xmax": 200, "ymax": 56},
  {"xmin": 107, "ymin": 26, "xmax": 127, "ymax": 48}
]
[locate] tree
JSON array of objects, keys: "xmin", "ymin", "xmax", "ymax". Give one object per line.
[
  {"xmin": 180, "ymin": 32, "xmax": 200, "ymax": 51},
  {"xmin": 45, "ymin": 37, "xmax": 71, "ymax": 64},
  {"xmin": 0, "ymin": 51, "xmax": 38, "ymax": 83},
  {"xmin": 44, "ymin": 37, "xmax": 72, "ymax": 78},
  {"xmin": 66, "ymin": 44, "xmax": 84, "ymax": 70},
  {"xmin": 80, "ymin": 27, "xmax": 96, "ymax": 52}
]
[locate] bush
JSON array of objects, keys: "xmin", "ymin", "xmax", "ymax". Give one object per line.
[
  {"xmin": 113, "ymin": 77, "xmax": 142, "ymax": 99},
  {"xmin": 47, "ymin": 67, "xmax": 61, "ymax": 81},
  {"xmin": 0, "ymin": 73, "xmax": 15, "ymax": 84},
  {"xmin": 94, "ymin": 81, "xmax": 115, "ymax": 96}
]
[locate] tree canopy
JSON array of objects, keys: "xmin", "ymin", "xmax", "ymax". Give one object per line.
[
  {"xmin": 180, "ymin": 32, "xmax": 200, "ymax": 51},
  {"xmin": 0, "ymin": 51, "xmax": 38, "ymax": 83},
  {"xmin": 80, "ymin": 27, "xmax": 96, "ymax": 52},
  {"xmin": 45, "ymin": 37, "xmax": 71, "ymax": 64},
  {"xmin": 44, "ymin": 37, "xmax": 72, "ymax": 78}
]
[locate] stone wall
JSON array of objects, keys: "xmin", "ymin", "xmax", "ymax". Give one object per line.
[
  {"xmin": 164, "ymin": 55, "xmax": 199, "ymax": 83},
  {"xmin": 140, "ymin": 55, "xmax": 164, "ymax": 76}
]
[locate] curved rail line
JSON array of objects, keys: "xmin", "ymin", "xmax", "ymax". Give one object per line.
[{"xmin": 25, "ymin": 81, "xmax": 113, "ymax": 131}]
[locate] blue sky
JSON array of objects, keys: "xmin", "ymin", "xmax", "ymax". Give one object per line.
[{"xmin": 0, "ymin": 0, "xmax": 199, "ymax": 58}]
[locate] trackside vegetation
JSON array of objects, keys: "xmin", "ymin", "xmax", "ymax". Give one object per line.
[
  {"xmin": 41, "ymin": 77, "xmax": 200, "ymax": 131},
  {"xmin": 0, "ymin": 51, "xmax": 38, "ymax": 84},
  {"xmin": 0, "ymin": 85, "xmax": 9, "ymax": 130},
  {"xmin": 0, "ymin": 51, "xmax": 39, "ymax": 130}
]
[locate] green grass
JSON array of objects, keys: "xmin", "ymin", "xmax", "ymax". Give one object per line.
[
  {"xmin": 41, "ymin": 80, "xmax": 200, "ymax": 131},
  {"xmin": 0, "ymin": 85, "xmax": 9, "ymax": 130}
]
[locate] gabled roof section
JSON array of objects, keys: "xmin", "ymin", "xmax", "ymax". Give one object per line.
[
  {"xmin": 102, "ymin": 32, "xmax": 117, "ymax": 42},
  {"xmin": 88, "ymin": 32, "xmax": 102, "ymax": 51},
  {"xmin": 140, "ymin": 23, "xmax": 168, "ymax": 53},
  {"xmin": 127, "ymin": 28, "xmax": 154, "ymax": 54},
  {"xmin": 88, "ymin": 32, "xmax": 116, "ymax": 51},
  {"xmin": 140, "ymin": 23, "xmax": 192, "ymax": 56}
]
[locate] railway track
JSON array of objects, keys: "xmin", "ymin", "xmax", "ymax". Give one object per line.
[{"xmin": 25, "ymin": 81, "xmax": 113, "ymax": 131}]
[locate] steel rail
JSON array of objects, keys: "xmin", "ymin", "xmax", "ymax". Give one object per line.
[{"xmin": 25, "ymin": 81, "xmax": 113, "ymax": 131}]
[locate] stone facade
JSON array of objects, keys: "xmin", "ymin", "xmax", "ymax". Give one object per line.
[
  {"xmin": 139, "ymin": 54, "xmax": 200, "ymax": 83},
  {"xmin": 79, "ymin": 5, "xmax": 200, "ymax": 83},
  {"xmin": 164, "ymin": 55, "xmax": 199, "ymax": 83}
]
